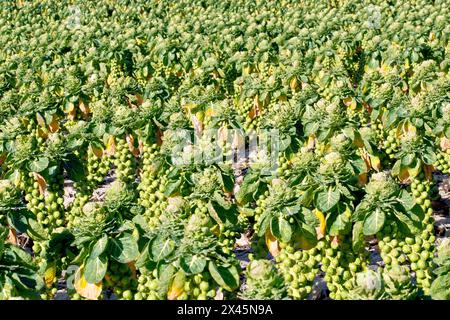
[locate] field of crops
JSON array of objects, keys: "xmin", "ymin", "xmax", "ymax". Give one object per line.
[{"xmin": 0, "ymin": 0, "xmax": 449, "ymax": 300}]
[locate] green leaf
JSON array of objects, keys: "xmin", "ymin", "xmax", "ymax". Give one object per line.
[
  {"xmin": 368, "ymin": 57, "xmax": 379, "ymax": 69},
  {"xmin": 423, "ymin": 147, "xmax": 436, "ymax": 165},
  {"xmin": 397, "ymin": 190, "xmax": 416, "ymax": 211},
  {"xmin": 208, "ymin": 261, "xmax": 239, "ymax": 292},
  {"xmin": 402, "ymin": 154, "xmax": 414, "ymax": 166},
  {"xmin": 157, "ymin": 263, "xmax": 176, "ymax": 298},
  {"xmin": 302, "ymin": 207, "xmax": 318, "ymax": 226},
  {"xmin": 328, "ymin": 206, "xmax": 351, "ymax": 236},
  {"xmin": 283, "ymin": 205, "xmax": 300, "ymax": 216},
  {"xmin": 27, "ymin": 218, "xmax": 48, "ymax": 241},
  {"xmin": 9, "ymin": 245, "xmax": 35, "ymax": 268},
  {"xmin": 213, "ymin": 191, "xmax": 231, "ymax": 210},
  {"xmin": 433, "ymin": 265, "xmax": 450, "ymax": 276},
  {"xmin": 392, "ymin": 210, "xmax": 419, "ymax": 234},
  {"xmin": 257, "ymin": 211, "xmax": 271, "ymax": 237},
  {"xmin": 235, "ymin": 172, "xmax": 260, "ymax": 205},
  {"xmin": 315, "ymin": 187, "xmax": 340, "ymax": 212},
  {"xmin": 12, "ymin": 272, "xmax": 43, "ymax": 294},
  {"xmin": 270, "ymin": 216, "xmax": 292, "ymax": 243},
  {"xmin": 135, "ymin": 243, "xmax": 150, "ymax": 269},
  {"xmin": 71, "ymin": 246, "xmax": 89, "ymax": 265},
  {"xmin": 180, "ymin": 255, "xmax": 207, "ymax": 274},
  {"xmin": 90, "ymin": 235, "xmax": 108, "ymax": 259},
  {"xmin": 7, "ymin": 210, "xmax": 30, "ymax": 233},
  {"xmin": 63, "ymin": 154, "xmax": 86, "ymax": 183},
  {"xmin": 299, "ymin": 187, "xmax": 314, "ymax": 206},
  {"xmin": 352, "ymin": 221, "xmax": 364, "ymax": 252},
  {"xmin": 164, "ymin": 179, "xmax": 181, "ymax": 197},
  {"xmin": 207, "ymin": 200, "xmax": 237, "ymax": 226},
  {"xmin": 351, "ymin": 158, "xmax": 367, "ymax": 175},
  {"xmin": 109, "ymin": 233, "xmax": 139, "ymax": 263},
  {"xmin": 29, "ymin": 157, "xmax": 49, "ymax": 173},
  {"xmin": 207, "ymin": 200, "xmax": 224, "ymax": 225},
  {"xmin": 392, "ymin": 160, "xmax": 401, "ymax": 176},
  {"xmin": 150, "ymin": 235, "xmax": 175, "ymax": 262},
  {"xmin": 385, "ymin": 108, "xmax": 398, "ymax": 128},
  {"xmin": 445, "ymin": 126, "xmax": 450, "ymax": 139},
  {"xmin": 217, "ymin": 165, "xmax": 235, "ymax": 192},
  {"xmin": 363, "ymin": 208, "xmax": 385, "ymax": 235},
  {"xmin": 299, "ymin": 222, "xmax": 318, "ymax": 246},
  {"xmin": 430, "ymin": 274, "xmax": 450, "ymax": 300},
  {"xmin": 84, "ymin": 254, "xmax": 108, "ymax": 284}
]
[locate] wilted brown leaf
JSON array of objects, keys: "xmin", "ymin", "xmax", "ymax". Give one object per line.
[
  {"xmin": 265, "ymin": 230, "xmax": 280, "ymax": 257},
  {"xmin": 48, "ymin": 114, "xmax": 60, "ymax": 133},
  {"xmin": 105, "ymin": 136, "xmax": 116, "ymax": 156},
  {"xmin": 32, "ymin": 172, "xmax": 47, "ymax": 195}
]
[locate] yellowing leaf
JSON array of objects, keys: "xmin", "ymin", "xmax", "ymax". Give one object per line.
[
  {"xmin": 440, "ymin": 137, "xmax": 450, "ymax": 151},
  {"xmin": 218, "ymin": 125, "xmax": 228, "ymax": 144},
  {"xmin": 191, "ymin": 114, "xmax": 203, "ymax": 136},
  {"xmin": 137, "ymin": 138, "xmax": 144, "ymax": 155},
  {"xmin": 183, "ymin": 102, "xmax": 197, "ymax": 114},
  {"xmin": 65, "ymin": 101, "xmax": 76, "ymax": 113},
  {"xmin": 127, "ymin": 262, "xmax": 137, "ymax": 279},
  {"xmin": 293, "ymin": 234, "xmax": 315, "ymax": 250},
  {"xmin": 107, "ymin": 73, "xmax": 115, "ymax": 86},
  {"xmin": 204, "ymin": 106, "xmax": 216, "ymax": 119},
  {"xmin": 401, "ymin": 121, "xmax": 416, "ymax": 136},
  {"xmin": 429, "ymin": 32, "xmax": 436, "ymax": 41},
  {"xmin": 343, "ymin": 97, "xmax": 357, "ymax": 110},
  {"xmin": 306, "ymin": 135, "xmax": 316, "ymax": 149},
  {"xmin": 369, "ymin": 154, "xmax": 381, "ymax": 171},
  {"xmin": 44, "ymin": 264, "xmax": 56, "ymax": 288},
  {"xmin": 331, "ymin": 235, "xmax": 341, "ymax": 246},
  {"xmin": 424, "ymin": 165, "xmax": 434, "ymax": 181},
  {"xmin": 248, "ymin": 96, "xmax": 262, "ymax": 120},
  {"xmin": 353, "ymin": 135, "xmax": 364, "ymax": 148},
  {"xmin": 7, "ymin": 229, "xmax": 17, "ymax": 245},
  {"xmin": 290, "ymin": 77, "xmax": 298, "ymax": 91},
  {"xmin": 231, "ymin": 130, "xmax": 245, "ymax": 150},
  {"xmin": 36, "ymin": 113, "xmax": 46, "ymax": 127},
  {"xmin": 265, "ymin": 230, "xmax": 280, "ymax": 257},
  {"xmin": 407, "ymin": 160, "xmax": 421, "ymax": 179},
  {"xmin": 313, "ymin": 209, "xmax": 326, "ymax": 239},
  {"xmin": 67, "ymin": 106, "xmax": 77, "ymax": 121},
  {"xmin": 79, "ymin": 100, "xmax": 91, "ymax": 117},
  {"xmin": 379, "ymin": 63, "xmax": 390, "ymax": 75},
  {"xmin": 399, "ymin": 166, "xmax": 411, "ymax": 183},
  {"xmin": 48, "ymin": 114, "xmax": 60, "ymax": 133},
  {"xmin": 32, "ymin": 172, "xmax": 47, "ymax": 195},
  {"xmin": 167, "ymin": 271, "xmax": 185, "ymax": 300},
  {"xmin": 243, "ymin": 65, "xmax": 252, "ymax": 75},
  {"xmin": 277, "ymin": 95, "xmax": 287, "ymax": 102},
  {"xmin": 358, "ymin": 172, "xmax": 368, "ymax": 187},
  {"xmin": 126, "ymin": 134, "xmax": 139, "ymax": 157},
  {"xmin": 105, "ymin": 136, "xmax": 116, "ymax": 156},
  {"xmin": 74, "ymin": 265, "xmax": 103, "ymax": 300},
  {"xmin": 37, "ymin": 128, "xmax": 48, "ymax": 139},
  {"xmin": 360, "ymin": 150, "xmax": 371, "ymax": 171},
  {"xmin": 135, "ymin": 94, "xmax": 144, "ymax": 106},
  {"xmin": 156, "ymin": 128, "xmax": 164, "ymax": 146},
  {"xmin": 210, "ymin": 224, "xmax": 220, "ymax": 237},
  {"xmin": 90, "ymin": 144, "xmax": 104, "ymax": 158}
]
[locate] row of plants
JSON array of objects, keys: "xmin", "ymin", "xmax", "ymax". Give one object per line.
[{"xmin": 0, "ymin": 0, "xmax": 449, "ymax": 300}]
